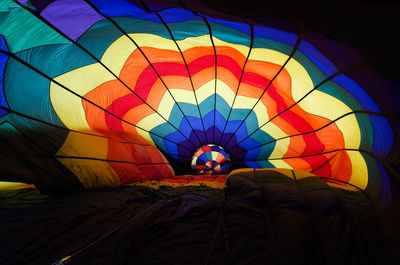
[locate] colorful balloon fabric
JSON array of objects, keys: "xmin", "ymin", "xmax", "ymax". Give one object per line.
[
  {"xmin": 192, "ymin": 145, "xmax": 231, "ymax": 174},
  {"xmin": 0, "ymin": 0, "xmax": 398, "ymax": 206}
]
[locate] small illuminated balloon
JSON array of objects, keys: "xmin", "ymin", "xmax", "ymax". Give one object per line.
[{"xmin": 192, "ymin": 145, "xmax": 231, "ymax": 174}]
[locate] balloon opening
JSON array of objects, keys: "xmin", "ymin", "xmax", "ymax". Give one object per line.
[{"xmin": 191, "ymin": 144, "xmax": 231, "ymax": 175}]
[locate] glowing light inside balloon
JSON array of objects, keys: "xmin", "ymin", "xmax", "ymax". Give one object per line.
[{"xmin": 192, "ymin": 145, "xmax": 231, "ymax": 174}]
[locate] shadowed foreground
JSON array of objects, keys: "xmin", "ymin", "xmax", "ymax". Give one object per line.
[{"xmin": 0, "ymin": 171, "xmax": 391, "ymax": 265}]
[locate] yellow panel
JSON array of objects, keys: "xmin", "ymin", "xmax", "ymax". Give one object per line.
[
  {"xmin": 135, "ymin": 126, "xmax": 155, "ymax": 145},
  {"xmin": 347, "ymin": 150, "xmax": 368, "ymax": 190},
  {"xmin": 50, "ymin": 81, "xmax": 91, "ymax": 131},
  {"xmin": 129, "ymin": 33, "xmax": 180, "ymax": 52},
  {"xmin": 196, "ymin": 79, "xmax": 215, "ymax": 103},
  {"xmin": 213, "ymin": 38, "xmax": 250, "ymax": 57},
  {"xmin": 268, "ymin": 138, "xmax": 290, "ymax": 159},
  {"xmin": 170, "ymin": 88, "xmax": 197, "ymax": 105},
  {"xmin": 57, "ymin": 158, "xmax": 120, "ymax": 189},
  {"xmin": 101, "ymin": 35, "xmax": 136, "ymax": 75},
  {"xmin": 249, "ymin": 48, "xmax": 288, "ymax": 65},
  {"xmin": 269, "ymin": 159, "xmax": 293, "ymax": 169},
  {"xmin": 211, "ymin": 151, "xmax": 218, "ymax": 160},
  {"xmin": 216, "ymin": 79, "xmax": 235, "ymax": 106},
  {"xmin": 261, "ymin": 122, "xmax": 288, "ymax": 139},
  {"xmin": 295, "ymin": 89, "xmax": 361, "ymax": 149},
  {"xmin": 56, "ymin": 131, "xmax": 109, "ymax": 159},
  {"xmin": 177, "ymin": 35, "xmax": 213, "ymax": 51},
  {"xmin": 157, "ymin": 93, "xmax": 175, "ymax": 120},
  {"xmin": 252, "ymin": 102, "xmax": 270, "ymax": 125},
  {"xmin": 335, "ymin": 114, "xmax": 361, "ymax": 149},
  {"xmin": 135, "ymin": 113, "xmax": 165, "ymax": 139},
  {"xmin": 233, "ymin": 95, "xmax": 257, "ymax": 109},
  {"xmin": 50, "ymin": 63, "xmax": 115, "ymax": 131},
  {"xmin": 284, "ymin": 58, "xmax": 314, "ymax": 101}
]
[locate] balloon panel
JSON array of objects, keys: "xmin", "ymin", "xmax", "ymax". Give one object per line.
[{"xmin": 0, "ymin": 0, "xmax": 397, "ymax": 205}]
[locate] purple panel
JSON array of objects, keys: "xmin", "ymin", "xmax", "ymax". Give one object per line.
[{"xmin": 40, "ymin": 0, "xmax": 103, "ymax": 41}]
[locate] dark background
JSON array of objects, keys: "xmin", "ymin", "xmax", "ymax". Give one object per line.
[{"xmin": 203, "ymin": 0, "xmax": 400, "ymax": 83}]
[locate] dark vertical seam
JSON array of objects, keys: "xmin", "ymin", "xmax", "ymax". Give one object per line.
[
  {"xmin": 221, "ymin": 35, "xmax": 303, "ymax": 149},
  {"xmin": 156, "ymin": 13, "xmax": 207, "ymax": 145},
  {"xmin": 218, "ymin": 23, "xmax": 254, "ymax": 146},
  {"xmin": 200, "ymin": 15, "xmax": 217, "ymax": 143},
  {"xmin": 14, "ymin": 0, "xmax": 198, "ymax": 149},
  {"xmin": 82, "ymin": 0, "xmax": 200, "ymax": 148}
]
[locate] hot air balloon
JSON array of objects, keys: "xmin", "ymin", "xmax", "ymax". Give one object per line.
[{"xmin": 1, "ymin": 0, "xmax": 399, "ymax": 264}]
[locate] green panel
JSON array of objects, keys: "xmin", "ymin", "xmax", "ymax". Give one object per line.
[
  {"xmin": 209, "ymin": 22, "xmax": 251, "ymax": 47},
  {"xmin": 16, "ymin": 43, "xmax": 96, "ymax": 78},
  {"xmin": 4, "ymin": 58, "xmax": 65, "ymax": 127},
  {"xmin": 167, "ymin": 20, "xmax": 211, "ymax": 41},
  {"xmin": 253, "ymin": 37, "xmax": 293, "ymax": 56},
  {"xmin": 78, "ymin": 19, "xmax": 124, "ymax": 60},
  {"xmin": 362, "ymin": 152, "xmax": 381, "ymax": 201},
  {"xmin": 291, "ymin": 49, "xmax": 326, "ymax": 87},
  {"xmin": 0, "ymin": 0, "xmax": 69, "ymax": 53},
  {"xmin": 318, "ymin": 81, "xmax": 374, "ymax": 151}
]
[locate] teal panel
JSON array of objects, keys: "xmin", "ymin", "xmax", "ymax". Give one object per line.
[
  {"xmin": 4, "ymin": 58, "xmax": 65, "ymax": 127},
  {"xmin": 0, "ymin": 0, "xmax": 69, "ymax": 53}
]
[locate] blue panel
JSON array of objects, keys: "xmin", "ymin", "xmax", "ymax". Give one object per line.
[
  {"xmin": 239, "ymin": 136, "xmax": 262, "ymax": 150},
  {"xmin": 202, "ymin": 110, "xmax": 214, "ymax": 130},
  {"xmin": 158, "ymin": 8, "xmax": 198, "ymax": 23},
  {"xmin": 204, "ymin": 16, "xmax": 251, "ymax": 36},
  {"xmin": 332, "ymin": 75, "xmax": 380, "ymax": 112},
  {"xmin": 178, "ymin": 116, "xmax": 194, "ymax": 137},
  {"xmin": 168, "ymin": 104, "xmax": 184, "ymax": 128},
  {"xmin": 214, "ymin": 110, "xmax": 226, "ymax": 131},
  {"xmin": 0, "ymin": 35, "xmax": 9, "ymax": 117},
  {"xmin": 253, "ymin": 25, "xmax": 297, "ymax": 46},
  {"xmin": 199, "ymin": 96, "xmax": 215, "ymax": 127},
  {"xmin": 91, "ymin": 0, "xmax": 160, "ymax": 22},
  {"xmin": 244, "ymin": 161, "xmax": 262, "ymax": 168},
  {"xmin": 224, "ymin": 120, "xmax": 242, "ymax": 133},
  {"xmin": 244, "ymin": 145, "xmax": 261, "ymax": 160},
  {"xmin": 298, "ymin": 40, "xmax": 338, "ymax": 76},
  {"xmin": 178, "ymin": 117, "xmax": 201, "ymax": 146},
  {"xmin": 370, "ymin": 115, "xmax": 393, "ymax": 158},
  {"xmin": 163, "ymin": 137, "xmax": 179, "ymax": 155},
  {"xmin": 232, "ymin": 122, "xmax": 248, "ymax": 144},
  {"xmin": 164, "ymin": 130, "xmax": 190, "ymax": 147},
  {"xmin": 186, "ymin": 115, "xmax": 203, "ymax": 131}
]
